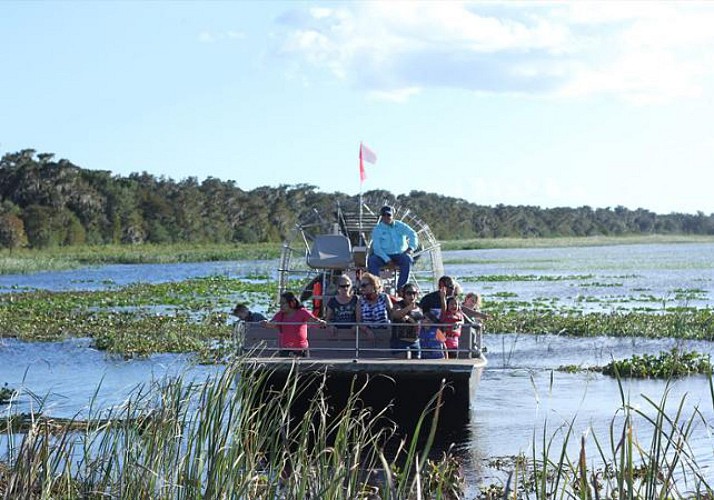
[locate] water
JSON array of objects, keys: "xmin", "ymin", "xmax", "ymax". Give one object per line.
[
  {"xmin": 1, "ymin": 242, "xmax": 713, "ymax": 489},
  {"xmin": 449, "ymin": 242, "xmax": 714, "ymax": 312},
  {"xmin": 471, "ymin": 334, "xmax": 714, "ymax": 487}
]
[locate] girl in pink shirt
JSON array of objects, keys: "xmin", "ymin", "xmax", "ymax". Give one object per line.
[
  {"xmin": 263, "ymin": 291, "xmax": 326, "ymax": 357},
  {"xmin": 440, "ymin": 295, "xmax": 464, "ymax": 359}
]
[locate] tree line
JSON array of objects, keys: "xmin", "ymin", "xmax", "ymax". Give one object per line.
[{"xmin": 1, "ymin": 149, "xmax": 713, "ymax": 250}]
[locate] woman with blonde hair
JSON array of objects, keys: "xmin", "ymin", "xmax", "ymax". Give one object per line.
[
  {"xmin": 357, "ymin": 272, "xmax": 392, "ymax": 342},
  {"xmin": 325, "ymin": 274, "xmax": 360, "ymax": 338}
]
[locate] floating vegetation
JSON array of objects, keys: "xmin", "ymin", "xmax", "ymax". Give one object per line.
[
  {"xmin": 460, "ymin": 274, "xmax": 595, "ymax": 283},
  {"xmin": 672, "ymin": 287, "xmax": 709, "ymax": 302},
  {"xmin": 485, "ymin": 307, "xmax": 714, "ymax": 340},
  {"xmin": 556, "ymin": 364, "xmax": 583, "ymax": 374},
  {"xmin": 579, "ymin": 281, "xmax": 623, "ymax": 287},
  {"xmin": 557, "ymin": 348, "xmax": 713, "ymax": 378},
  {"xmin": 601, "ymin": 348, "xmax": 712, "ymax": 378},
  {"xmin": 0, "ymin": 276, "xmax": 277, "ymax": 356},
  {"xmin": 0, "ymin": 269, "xmax": 713, "ymax": 356}
]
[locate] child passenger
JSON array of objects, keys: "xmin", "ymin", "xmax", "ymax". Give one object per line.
[
  {"xmin": 262, "ymin": 291, "xmax": 326, "ymax": 357},
  {"xmin": 440, "ymin": 295, "xmax": 464, "ymax": 359},
  {"xmin": 462, "ymin": 292, "xmax": 490, "ymax": 322}
]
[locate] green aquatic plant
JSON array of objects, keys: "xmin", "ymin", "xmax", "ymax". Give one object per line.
[
  {"xmin": 482, "ymin": 376, "xmax": 714, "ymax": 499},
  {"xmin": 601, "ymin": 348, "xmax": 712, "ymax": 378},
  {"xmin": 0, "ymin": 243, "xmax": 282, "ymax": 275},
  {"xmin": 440, "ymin": 234, "xmax": 714, "ymax": 251},
  {"xmin": 485, "ymin": 308, "xmax": 714, "ymax": 340},
  {"xmin": 0, "ymin": 276, "xmax": 276, "ymax": 355},
  {"xmin": 1, "ymin": 272, "xmax": 713, "ymax": 356},
  {"xmin": 0, "ymin": 359, "xmax": 463, "ymax": 499},
  {"xmin": 460, "ymin": 274, "xmax": 595, "ymax": 283}
]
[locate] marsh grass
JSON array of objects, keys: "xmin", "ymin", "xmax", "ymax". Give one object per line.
[
  {"xmin": 441, "ymin": 234, "xmax": 714, "ymax": 251},
  {"xmin": 0, "ymin": 359, "xmax": 463, "ymax": 499},
  {"xmin": 479, "ymin": 375, "xmax": 714, "ymax": 499},
  {"xmin": 0, "ymin": 243, "xmax": 281, "ymax": 275}
]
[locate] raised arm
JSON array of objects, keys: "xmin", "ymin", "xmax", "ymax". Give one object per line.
[{"xmin": 392, "ymin": 301, "xmax": 414, "ymax": 321}]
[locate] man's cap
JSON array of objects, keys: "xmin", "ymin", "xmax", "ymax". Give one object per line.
[{"xmin": 380, "ymin": 205, "xmax": 394, "ymax": 216}]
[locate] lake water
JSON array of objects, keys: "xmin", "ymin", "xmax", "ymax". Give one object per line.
[{"xmin": 1, "ymin": 242, "xmax": 713, "ymax": 491}]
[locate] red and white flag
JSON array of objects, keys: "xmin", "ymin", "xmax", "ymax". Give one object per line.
[{"xmin": 359, "ymin": 142, "xmax": 377, "ymax": 183}]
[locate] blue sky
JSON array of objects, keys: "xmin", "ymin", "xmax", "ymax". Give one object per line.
[{"xmin": 2, "ymin": 1, "xmax": 714, "ymax": 215}]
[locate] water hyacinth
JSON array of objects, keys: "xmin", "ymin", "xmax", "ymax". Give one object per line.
[{"xmin": 601, "ymin": 348, "xmax": 712, "ymax": 378}]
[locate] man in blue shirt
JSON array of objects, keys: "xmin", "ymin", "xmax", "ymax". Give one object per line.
[{"xmin": 368, "ymin": 205, "xmax": 419, "ymax": 290}]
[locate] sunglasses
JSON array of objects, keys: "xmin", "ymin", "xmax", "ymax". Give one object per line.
[
  {"xmin": 359, "ymin": 283, "xmax": 370, "ymax": 288},
  {"xmin": 338, "ymin": 284, "xmax": 350, "ymax": 288}
]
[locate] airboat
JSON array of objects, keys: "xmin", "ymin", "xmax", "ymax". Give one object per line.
[{"xmin": 237, "ymin": 198, "xmax": 487, "ymax": 426}]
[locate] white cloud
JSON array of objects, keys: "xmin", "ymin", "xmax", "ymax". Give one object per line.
[{"xmin": 274, "ymin": 1, "xmax": 714, "ymax": 104}]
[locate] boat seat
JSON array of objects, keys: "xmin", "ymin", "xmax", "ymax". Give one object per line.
[{"xmin": 307, "ymin": 235, "xmax": 353, "ymax": 269}]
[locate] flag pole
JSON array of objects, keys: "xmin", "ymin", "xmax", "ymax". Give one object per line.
[
  {"xmin": 358, "ymin": 142, "xmax": 364, "ymax": 245},
  {"xmin": 357, "ymin": 142, "xmax": 376, "ymax": 246}
]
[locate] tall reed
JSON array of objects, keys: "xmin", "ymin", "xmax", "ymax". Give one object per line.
[
  {"xmin": 490, "ymin": 372, "xmax": 714, "ymax": 499},
  {"xmin": 0, "ymin": 358, "xmax": 462, "ymax": 498}
]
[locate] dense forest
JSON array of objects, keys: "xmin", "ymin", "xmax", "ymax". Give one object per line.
[{"xmin": 1, "ymin": 149, "xmax": 713, "ymax": 249}]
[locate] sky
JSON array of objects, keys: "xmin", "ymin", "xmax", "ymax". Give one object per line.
[{"xmin": 2, "ymin": 1, "xmax": 714, "ymax": 215}]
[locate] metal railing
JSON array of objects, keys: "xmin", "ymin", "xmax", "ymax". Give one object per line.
[{"xmin": 233, "ymin": 319, "xmax": 484, "ymax": 361}]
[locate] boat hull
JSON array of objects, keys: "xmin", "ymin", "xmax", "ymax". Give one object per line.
[{"xmin": 242, "ymin": 356, "xmax": 486, "ymax": 433}]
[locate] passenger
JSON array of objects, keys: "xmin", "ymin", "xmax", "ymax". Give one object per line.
[
  {"xmin": 299, "ymin": 273, "xmax": 326, "ymax": 317},
  {"xmin": 390, "ymin": 284, "xmax": 423, "ymax": 359},
  {"xmin": 261, "ymin": 291, "xmax": 326, "ymax": 358},
  {"xmin": 419, "ymin": 275, "xmax": 457, "ymax": 322},
  {"xmin": 367, "ymin": 205, "xmax": 419, "ymax": 291},
  {"xmin": 463, "ymin": 292, "xmax": 490, "ymax": 322},
  {"xmin": 357, "ymin": 272, "xmax": 392, "ymax": 344},
  {"xmin": 232, "ymin": 303, "xmax": 267, "ymax": 322},
  {"xmin": 418, "ymin": 276, "xmax": 456, "ymax": 359},
  {"xmin": 440, "ymin": 295, "xmax": 464, "ymax": 359},
  {"xmin": 325, "ymin": 275, "xmax": 361, "ymax": 338}
]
